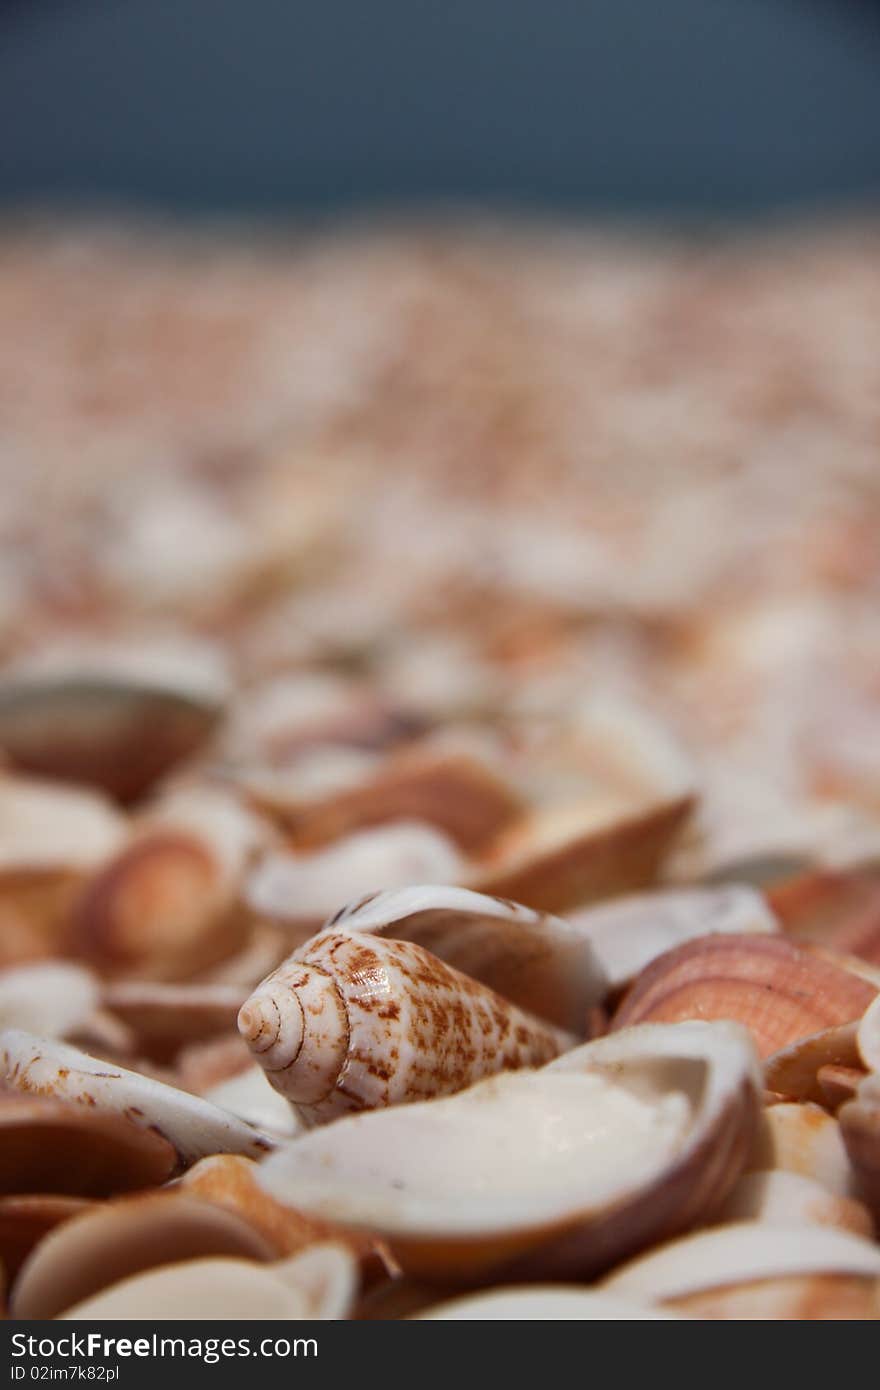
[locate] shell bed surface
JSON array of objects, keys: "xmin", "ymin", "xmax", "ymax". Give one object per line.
[{"xmin": 1, "ymin": 214, "xmax": 880, "ymax": 1320}]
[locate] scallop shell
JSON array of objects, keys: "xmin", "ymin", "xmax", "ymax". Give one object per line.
[
  {"xmin": 321, "ymin": 885, "xmax": 608, "ymax": 1033},
  {"xmin": 256, "ymin": 1020, "xmax": 761, "ymax": 1282},
  {"xmin": 0, "ymin": 1029, "xmax": 275, "ymax": 1167},
  {"xmin": 470, "ymin": 794, "xmax": 694, "ymax": 914},
  {"xmin": 238, "ymin": 931, "xmax": 572, "ymax": 1124},
  {"xmin": 610, "ymin": 933, "xmax": 876, "ymax": 1057}
]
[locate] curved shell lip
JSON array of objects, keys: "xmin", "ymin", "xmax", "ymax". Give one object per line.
[
  {"xmin": 412, "ymin": 1286, "xmax": 682, "ymax": 1320},
  {"xmin": 601, "ymin": 1221, "xmax": 880, "ymax": 1301},
  {"xmin": 320, "ymin": 883, "xmax": 548, "ymax": 935},
  {"xmin": 256, "ymin": 1019, "xmax": 760, "ymax": 1246}
]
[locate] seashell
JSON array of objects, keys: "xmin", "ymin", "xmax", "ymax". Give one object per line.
[
  {"xmin": 60, "ymin": 1243, "xmax": 357, "ymax": 1321},
  {"xmin": 839, "ymin": 1074, "xmax": 880, "ymax": 1216},
  {"xmin": 256, "ymin": 1020, "xmax": 761, "ymax": 1282},
  {"xmin": 244, "ymin": 822, "xmax": 463, "ymax": 942},
  {"xmin": 414, "ymin": 1287, "xmax": 683, "ymax": 1320},
  {"xmin": 817, "ymin": 1064, "xmax": 865, "ymax": 1112},
  {"xmin": 199, "ymin": 922, "xmax": 288, "ymax": 989},
  {"xmin": 470, "ymin": 795, "xmax": 695, "ymax": 914},
  {"xmin": 261, "ymin": 746, "xmax": 524, "ymax": 853},
  {"xmin": 769, "ymin": 865, "xmax": 880, "ymax": 964},
  {"xmin": 201, "ymin": 1066, "xmax": 303, "ymax": 1139},
  {"xmin": 566, "ymin": 884, "xmax": 779, "ymax": 995},
  {"xmin": 747, "ymin": 1101, "xmax": 858, "ymax": 1198},
  {"xmin": 0, "ymin": 774, "xmax": 126, "ymax": 875},
  {"xmin": 0, "ymin": 636, "xmax": 228, "ymax": 803},
  {"xmin": 102, "ymin": 980, "xmax": 246, "ymax": 1062},
  {"xmin": 69, "ymin": 787, "xmax": 268, "ymax": 979},
  {"xmin": 0, "ymin": 1093, "xmax": 175, "ymax": 1196},
  {"xmin": 764, "ymin": 1022, "xmax": 862, "ymax": 1106},
  {"xmin": 0, "ymin": 1195, "xmax": 92, "ymax": 1283},
  {"xmin": 610, "ymin": 934, "xmax": 876, "ymax": 1058},
  {"xmin": 11, "ymin": 1192, "xmax": 276, "ymax": 1319},
  {"xmin": 323, "ymin": 885, "xmax": 608, "ymax": 1033},
  {"xmin": 602, "ymin": 1222, "xmax": 880, "ymax": 1319},
  {"xmin": 713, "ymin": 1169, "xmax": 874, "ymax": 1238},
  {"xmin": 0, "ymin": 775, "xmax": 127, "ymax": 963},
  {"xmin": 181, "ymin": 1154, "xmax": 391, "ymax": 1282},
  {"xmin": 857, "ymin": 993, "xmax": 880, "ymax": 1073},
  {"xmin": 0, "ymin": 961, "xmax": 99, "ymax": 1038},
  {"xmin": 702, "ymin": 853, "xmax": 814, "ymax": 892},
  {"xmin": 238, "ymin": 931, "xmax": 571, "ymax": 1123},
  {"xmin": 0, "ymin": 1029, "xmax": 276, "ymax": 1168}
]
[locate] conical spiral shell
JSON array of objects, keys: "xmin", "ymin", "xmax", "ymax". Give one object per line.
[{"xmin": 238, "ymin": 931, "xmax": 572, "ymax": 1124}]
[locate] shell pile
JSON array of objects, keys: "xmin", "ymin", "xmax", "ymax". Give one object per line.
[{"xmin": 2, "ymin": 214, "xmax": 880, "ymax": 1319}]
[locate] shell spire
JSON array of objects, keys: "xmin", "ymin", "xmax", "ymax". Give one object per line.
[{"xmin": 238, "ymin": 931, "xmax": 573, "ymax": 1125}]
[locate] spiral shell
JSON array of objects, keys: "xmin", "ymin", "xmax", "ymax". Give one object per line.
[{"xmin": 237, "ymin": 930, "xmax": 572, "ymax": 1124}]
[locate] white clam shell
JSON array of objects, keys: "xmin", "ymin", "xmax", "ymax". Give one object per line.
[
  {"xmin": 256, "ymin": 1019, "xmax": 761, "ymax": 1281},
  {"xmin": 0, "ymin": 774, "xmax": 125, "ymax": 873}
]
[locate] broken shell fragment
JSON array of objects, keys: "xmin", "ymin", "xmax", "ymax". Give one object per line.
[
  {"xmin": 764, "ymin": 1022, "xmax": 862, "ymax": 1106},
  {"xmin": 0, "ymin": 961, "xmax": 99, "ymax": 1038},
  {"xmin": 238, "ymin": 931, "xmax": 571, "ymax": 1123},
  {"xmin": 566, "ymin": 883, "xmax": 779, "ymax": 994},
  {"xmin": 714, "ymin": 1169, "xmax": 874, "ymax": 1238},
  {"xmin": 602, "ymin": 1222, "xmax": 880, "ymax": 1319},
  {"xmin": 0, "ymin": 1094, "xmax": 175, "ymax": 1196},
  {"xmin": 610, "ymin": 933, "xmax": 876, "ymax": 1058},
  {"xmin": 60, "ymin": 1243, "xmax": 357, "ymax": 1321},
  {"xmin": 256, "ymin": 1020, "xmax": 761, "ymax": 1282},
  {"xmin": 323, "ymin": 885, "xmax": 608, "ymax": 1033},
  {"xmin": 11, "ymin": 1192, "xmax": 276, "ymax": 1319},
  {"xmin": 244, "ymin": 822, "xmax": 463, "ymax": 941},
  {"xmin": 0, "ymin": 1029, "xmax": 275, "ymax": 1167},
  {"xmin": 470, "ymin": 794, "xmax": 695, "ymax": 914}
]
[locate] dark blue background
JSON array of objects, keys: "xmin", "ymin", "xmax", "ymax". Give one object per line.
[{"xmin": 0, "ymin": 0, "xmax": 878, "ymax": 215}]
